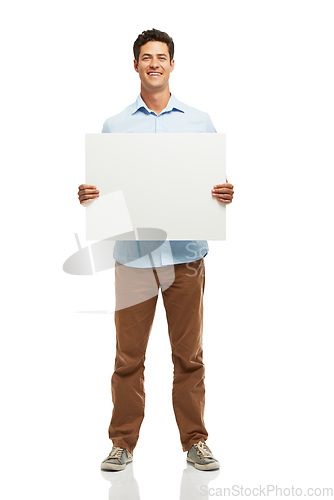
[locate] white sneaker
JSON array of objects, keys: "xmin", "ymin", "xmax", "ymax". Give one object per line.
[
  {"xmin": 186, "ymin": 441, "xmax": 220, "ymax": 470},
  {"xmin": 100, "ymin": 446, "xmax": 133, "ymax": 471}
]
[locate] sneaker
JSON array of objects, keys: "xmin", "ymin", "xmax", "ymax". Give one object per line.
[
  {"xmin": 100, "ymin": 446, "xmax": 133, "ymax": 471},
  {"xmin": 186, "ymin": 441, "xmax": 220, "ymax": 470}
]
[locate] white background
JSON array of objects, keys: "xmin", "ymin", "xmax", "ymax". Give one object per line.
[{"xmin": 1, "ymin": 1, "xmax": 334, "ymax": 499}]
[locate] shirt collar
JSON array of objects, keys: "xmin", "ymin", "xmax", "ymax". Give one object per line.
[{"xmin": 131, "ymin": 93, "xmax": 185, "ymax": 115}]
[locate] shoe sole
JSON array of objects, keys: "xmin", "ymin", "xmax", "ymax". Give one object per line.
[
  {"xmin": 100, "ymin": 459, "xmax": 132, "ymax": 471},
  {"xmin": 187, "ymin": 458, "xmax": 220, "ymax": 471}
]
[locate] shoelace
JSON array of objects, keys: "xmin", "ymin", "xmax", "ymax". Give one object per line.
[
  {"xmin": 194, "ymin": 441, "xmax": 213, "ymax": 458},
  {"xmin": 108, "ymin": 447, "xmax": 124, "ymax": 459}
]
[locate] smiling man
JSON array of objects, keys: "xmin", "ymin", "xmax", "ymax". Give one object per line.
[{"xmin": 78, "ymin": 28, "xmax": 234, "ymax": 471}]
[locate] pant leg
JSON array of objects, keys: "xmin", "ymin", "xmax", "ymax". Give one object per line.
[
  {"xmin": 109, "ymin": 261, "xmax": 159, "ymax": 453},
  {"xmin": 160, "ymin": 258, "xmax": 208, "ymax": 452}
]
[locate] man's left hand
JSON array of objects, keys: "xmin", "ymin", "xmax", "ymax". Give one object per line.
[{"xmin": 211, "ymin": 183, "xmax": 234, "ymax": 204}]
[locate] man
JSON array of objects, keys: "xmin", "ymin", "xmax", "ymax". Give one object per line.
[{"xmin": 78, "ymin": 29, "xmax": 234, "ymax": 471}]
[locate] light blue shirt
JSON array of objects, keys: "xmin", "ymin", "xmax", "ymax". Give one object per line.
[{"xmin": 102, "ymin": 93, "xmax": 217, "ymax": 268}]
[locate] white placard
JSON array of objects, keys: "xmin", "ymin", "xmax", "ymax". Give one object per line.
[
  {"xmin": 86, "ymin": 190, "xmax": 133, "ymax": 241},
  {"xmin": 85, "ymin": 133, "xmax": 226, "ymax": 240}
]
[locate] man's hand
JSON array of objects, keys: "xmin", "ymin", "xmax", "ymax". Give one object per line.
[
  {"xmin": 211, "ymin": 182, "xmax": 234, "ymax": 204},
  {"xmin": 78, "ymin": 184, "xmax": 99, "ymax": 206}
]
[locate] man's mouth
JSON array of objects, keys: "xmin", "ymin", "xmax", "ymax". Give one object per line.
[{"xmin": 147, "ymin": 72, "xmax": 162, "ymax": 77}]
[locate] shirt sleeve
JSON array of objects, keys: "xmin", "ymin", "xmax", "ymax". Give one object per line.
[
  {"xmin": 101, "ymin": 120, "xmax": 110, "ymax": 133},
  {"xmin": 205, "ymin": 113, "xmax": 217, "ymax": 133}
]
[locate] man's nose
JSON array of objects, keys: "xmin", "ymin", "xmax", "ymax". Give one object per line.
[{"xmin": 149, "ymin": 58, "xmax": 159, "ymax": 68}]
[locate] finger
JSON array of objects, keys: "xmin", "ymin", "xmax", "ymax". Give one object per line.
[
  {"xmin": 213, "ymin": 183, "xmax": 234, "ymax": 189},
  {"xmin": 217, "ymin": 198, "xmax": 232, "ymax": 205},
  {"xmin": 79, "ymin": 193, "xmax": 99, "ymax": 202},
  {"xmin": 77, "ymin": 188, "xmax": 99, "ymax": 196},
  {"xmin": 78, "ymin": 184, "xmax": 98, "ymax": 191},
  {"xmin": 212, "ymin": 192, "xmax": 233, "ymax": 200},
  {"xmin": 215, "ymin": 196, "xmax": 233, "ymax": 202},
  {"xmin": 80, "ymin": 199, "xmax": 95, "ymax": 206},
  {"xmin": 78, "ymin": 187, "xmax": 99, "ymax": 193},
  {"xmin": 212, "ymin": 188, "xmax": 234, "ymax": 194},
  {"xmin": 212, "ymin": 192, "xmax": 234, "ymax": 200}
]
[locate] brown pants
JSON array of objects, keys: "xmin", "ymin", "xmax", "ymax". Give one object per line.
[{"xmin": 108, "ymin": 257, "xmax": 208, "ymax": 453}]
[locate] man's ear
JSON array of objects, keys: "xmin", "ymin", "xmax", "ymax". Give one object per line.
[
  {"xmin": 134, "ymin": 59, "xmax": 139, "ymax": 73},
  {"xmin": 170, "ymin": 59, "xmax": 175, "ymax": 72}
]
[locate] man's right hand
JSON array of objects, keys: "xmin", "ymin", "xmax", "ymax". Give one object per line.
[{"xmin": 78, "ymin": 184, "xmax": 99, "ymax": 206}]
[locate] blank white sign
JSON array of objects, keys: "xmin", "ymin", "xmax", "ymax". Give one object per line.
[{"xmin": 85, "ymin": 133, "xmax": 226, "ymax": 240}]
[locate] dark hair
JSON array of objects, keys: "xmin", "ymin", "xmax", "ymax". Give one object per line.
[{"xmin": 133, "ymin": 28, "xmax": 174, "ymax": 63}]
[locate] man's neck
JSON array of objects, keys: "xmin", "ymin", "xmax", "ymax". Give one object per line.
[{"xmin": 140, "ymin": 86, "xmax": 171, "ymax": 115}]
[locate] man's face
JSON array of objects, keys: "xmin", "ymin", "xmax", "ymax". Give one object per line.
[{"xmin": 134, "ymin": 41, "xmax": 174, "ymax": 92}]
